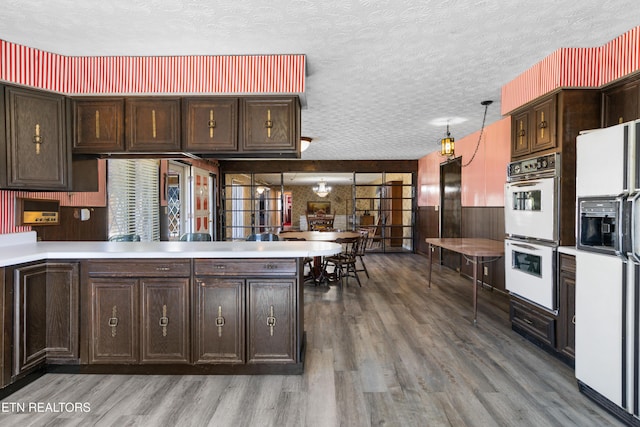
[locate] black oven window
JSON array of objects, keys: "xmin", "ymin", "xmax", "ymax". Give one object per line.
[
  {"xmin": 512, "ymin": 190, "xmax": 541, "ymax": 211},
  {"xmin": 512, "ymin": 251, "xmax": 542, "ymax": 278}
]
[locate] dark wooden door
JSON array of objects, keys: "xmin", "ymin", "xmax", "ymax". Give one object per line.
[
  {"xmin": 183, "ymin": 97, "xmax": 238, "ymax": 152},
  {"xmin": 140, "ymin": 278, "xmax": 190, "ymax": 364},
  {"xmin": 3, "ymin": 86, "xmax": 70, "ymax": 190},
  {"xmin": 247, "ymin": 279, "xmax": 296, "ymax": 364},
  {"xmin": 89, "ymin": 278, "xmax": 138, "ymax": 364},
  {"xmin": 44, "ymin": 262, "xmax": 79, "ymax": 363},
  {"xmin": 440, "ymin": 159, "xmax": 461, "ymax": 271},
  {"xmin": 241, "ymin": 97, "xmax": 298, "ymax": 152},
  {"xmin": 531, "ymin": 96, "xmax": 556, "ymax": 152},
  {"xmin": 14, "ymin": 263, "xmax": 48, "ymax": 376},
  {"xmin": 603, "ymin": 81, "xmax": 639, "ymax": 127},
  {"xmin": 72, "ymin": 98, "xmax": 125, "ymax": 153},
  {"xmin": 126, "ymin": 98, "xmax": 181, "ymax": 151},
  {"xmin": 557, "ymin": 254, "xmax": 576, "ymax": 361},
  {"xmin": 194, "ymin": 277, "xmax": 245, "ymax": 364},
  {"xmin": 511, "ymin": 110, "xmax": 530, "ymax": 158}
]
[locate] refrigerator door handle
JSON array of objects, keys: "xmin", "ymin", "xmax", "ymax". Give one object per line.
[{"xmin": 629, "ymin": 193, "xmax": 640, "ymax": 262}]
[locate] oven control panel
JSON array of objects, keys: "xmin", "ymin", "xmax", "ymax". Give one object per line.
[{"xmin": 507, "ymin": 153, "xmax": 559, "ymax": 181}]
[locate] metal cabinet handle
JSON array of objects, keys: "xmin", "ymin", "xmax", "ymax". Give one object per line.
[
  {"xmin": 215, "ymin": 306, "xmax": 225, "ymax": 337},
  {"xmin": 159, "ymin": 304, "xmax": 169, "ymax": 336},
  {"xmin": 109, "ymin": 306, "xmax": 118, "ymax": 337},
  {"xmin": 266, "ymin": 305, "xmax": 276, "ymax": 336}
]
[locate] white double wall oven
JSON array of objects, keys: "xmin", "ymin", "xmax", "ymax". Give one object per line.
[{"xmin": 504, "ymin": 153, "xmax": 560, "ymax": 312}]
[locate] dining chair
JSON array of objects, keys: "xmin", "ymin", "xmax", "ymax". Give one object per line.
[
  {"xmin": 355, "ymin": 228, "xmax": 370, "ymax": 278},
  {"xmin": 246, "ymin": 233, "xmax": 279, "ymax": 241},
  {"xmin": 108, "ymin": 234, "xmax": 141, "ymax": 242},
  {"xmin": 323, "ymin": 236, "xmax": 361, "ymax": 287},
  {"xmin": 180, "ymin": 233, "xmax": 212, "ymax": 241}
]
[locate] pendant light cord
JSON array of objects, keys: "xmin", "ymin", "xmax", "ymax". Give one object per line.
[{"xmin": 461, "ymin": 100, "xmax": 492, "ymax": 168}]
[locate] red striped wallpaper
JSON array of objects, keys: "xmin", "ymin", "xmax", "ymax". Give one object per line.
[
  {"xmin": 0, "ymin": 40, "xmax": 305, "ymax": 94},
  {"xmin": 502, "ymin": 26, "xmax": 640, "ymax": 114}
]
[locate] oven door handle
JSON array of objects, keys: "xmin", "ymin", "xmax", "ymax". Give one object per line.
[
  {"xmin": 509, "ymin": 242, "xmax": 540, "ymax": 251},
  {"xmin": 509, "ymin": 182, "xmax": 541, "ymax": 188}
]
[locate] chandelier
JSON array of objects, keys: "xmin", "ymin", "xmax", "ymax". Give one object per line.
[{"xmin": 313, "ymin": 180, "xmax": 332, "ymax": 198}]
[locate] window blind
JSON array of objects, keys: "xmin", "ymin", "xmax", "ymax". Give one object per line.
[{"xmin": 107, "ymin": 159, "xmax": 160, "ymax": 241}]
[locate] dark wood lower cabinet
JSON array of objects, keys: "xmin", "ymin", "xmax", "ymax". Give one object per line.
[
  {"xmin": 510, "ymin": 253, "xmax": 576, "ymax": 367},
  {"xmin": 81, "ymin": 257, "xmax": 303, "ymax": 374},
  {"xmin": 10, "ymin": 261, "xmax": 79, "ymax": 380},
  {"xmin": 89, "ymin": 278, "xmax": 138, "ymax": 364},
  {"xmin": 194, "ymin": 278, "xmax": 245, "ymax": 364},
  {"xmin": 557, "ymin": 254, "xmax": 576, "ymax": 361},
  {"xmin": 140, "ymin": 278, "xmax": 189, "ymax": 364},
  {"xmin": 247, "ymin": 279, "xmax": 296, "ymax": 364}
]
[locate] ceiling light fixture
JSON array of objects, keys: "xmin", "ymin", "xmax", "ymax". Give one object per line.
[
  {"xmin": 313, "ymin": 179, "xmax": 332, "ymax": 198},
  {"xmin": 301, "ymin": 136, "xmax": 312, "ymax": 152},
  {"xmin": 440, "ymin": 124, "xmax": 455, "ymax": 157}
]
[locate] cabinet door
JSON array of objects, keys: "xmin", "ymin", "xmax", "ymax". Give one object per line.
[
  {"xmin": 2, "ymin": 86, "xmax": 70, "ymax": 190},
  {"xmin": 72, "ymin": 98, "xmax": 125, "ymax": 153},
  {"xmin": 531, "ymin": 97, "xmax": 556, "ymax": 152},
  {"xmin": 557, "ymin": 254, "xmax": 576, "ymax": 360},
  {"xmin": 247, "ymin": 279, "xmax": 296, "ymax": 364},
  {"xmin": 603, "ymin": 81, "xmax": 640, "ymax": 127},
  {"xmin": 241, "ymin": 97, "xmax": 298, "ymax": 153},
  {"xmin": 89, "ymin": 278, "xmax": 138, "ymax": 364},
  {"xmin": 183, "ymin": 98, "xmax": 238, "ymax": 152},
  {"xmin": 194, "ymin": 277, "xmax": 245, "ymax": 364},
  {"xmin": 44, "ymin": 262, "xmax": 79, "ymax": 363},
  {"xmin": 126, "ymin": 98, "xmax": 181, "ymax": 151},
  {"xmin": 14, "ymin": 263, "xmax": 48, "ymax": 376},
  {"xmin": 511, "ymin": 110, "xmax": 530, "ymax": 158},
  {"xmin": 140, "ymin": 278, "xmax": 189, "ymax": 363}
]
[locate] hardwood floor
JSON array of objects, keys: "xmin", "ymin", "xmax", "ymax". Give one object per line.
[{"xmin": 0, "ymin": 253, "xmax": 625, "ymax": 426}]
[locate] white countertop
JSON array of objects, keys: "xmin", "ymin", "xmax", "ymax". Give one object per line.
[
  {"xmin": 0, "ymin": 232, "xmax": 342, "ymax": 267},
  {"xmin": 558, "ymin": 246, "xmax": 578, "ymax": 256}
]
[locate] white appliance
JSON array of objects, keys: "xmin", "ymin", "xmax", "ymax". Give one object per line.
[
  {"xmin": 505, "ymin": 153, "xmax": 559, "ymax": 311},
  {"xmin": 575, "ymin": 119, "xmax": 640, "ymax": 424},
  {"xmin": 505, "ymin": 240, "xmax": 556, "ymax": 311}
]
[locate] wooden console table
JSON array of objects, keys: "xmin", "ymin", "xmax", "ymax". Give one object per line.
[{"xmin": 425, "ymin": 238, "xmax": 504, "ymax": 324}]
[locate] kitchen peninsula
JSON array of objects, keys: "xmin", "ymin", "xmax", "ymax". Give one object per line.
[{"xmin": 0, "ymin": 232, "xmax": 341, "ymax": 394}]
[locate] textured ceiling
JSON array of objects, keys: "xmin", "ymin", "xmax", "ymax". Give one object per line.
[{"xmin": 1, "ymin": 1, "xmax": 640, "ymax": 160}]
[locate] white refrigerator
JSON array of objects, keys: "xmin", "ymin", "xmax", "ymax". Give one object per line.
[{"xmin": 575, "ymin": 119, "xmax": 640, "ymax": 424}]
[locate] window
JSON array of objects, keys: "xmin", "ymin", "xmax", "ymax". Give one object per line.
[{"xmin": 107, "ymin": 159, "xmax": 160, "ymax": 241}]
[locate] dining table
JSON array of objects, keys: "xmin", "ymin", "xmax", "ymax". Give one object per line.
[
  {"xmin": 280, "ymin": 230, "xmax": 362, "ymax": 284},
  {"xmin": 425, "ymin": 237, "xmax": 505, "ymax": 324}
]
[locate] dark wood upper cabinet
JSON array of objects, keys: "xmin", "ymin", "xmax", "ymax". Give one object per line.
[
  {"xmin": 241, "ymin": 97, "xmax": 299, "ymax": 154},
  {"xmin": 126, "ymin": 98, "xmax": 181, "ymax": 152},
  {"xmin": 531, "ymin": 96, "xmax": 556, "ymax": 152},
  {"xmin": 603, "ymin": 80, "xmax": 640, "ymax": 127},
  {"xmin": 511, "ymin": 110, "xmax": 531, "ymax": 158},
  {"xmin": 1, "ymin": 85, "xmax": 70, "ymax": 190},
  {"xmin": 72, "ymin": 98, "xmax": 125, "ymax": 153},
  {"xmin": 183, "ymin": 97, "xmax": 238, "ymax": 153}
]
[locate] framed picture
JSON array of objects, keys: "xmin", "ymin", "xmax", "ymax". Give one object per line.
[{"xmin": 307, "ymin": 201, "xmax": 331, "ymax": 215}]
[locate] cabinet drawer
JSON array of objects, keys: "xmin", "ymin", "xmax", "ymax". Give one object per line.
[
  {"xmin": 194, "ymin": 258, "xmax": 297, "ymax": 276},
  {"xmin": 87, "ymin": 260, "xmax": 191, "ymax": 277},
  {"xmin": 510, "ymin": 298, "xmax": 556, "ymax": 347}
]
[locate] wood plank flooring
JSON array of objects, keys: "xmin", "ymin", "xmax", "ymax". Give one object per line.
[{"xmin": 0, "ymin": 253, "xmax": 625, "ymax": 426}]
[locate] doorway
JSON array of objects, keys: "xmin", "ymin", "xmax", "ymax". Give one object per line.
[{"xmin": 440, "ymin": 158, "xmax": 462, "ymax": 270}]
